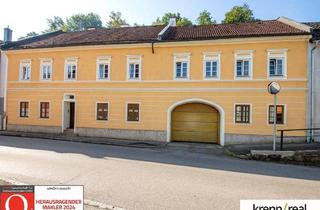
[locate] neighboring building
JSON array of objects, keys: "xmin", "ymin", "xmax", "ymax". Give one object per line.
[
  {"xmin": 0, "ymin": 27, "xmax": 13, "ymax": 131},
  {"xmin": 0, "ymin": 17, "xmax": 314, "ymax": 145},
  {"xmin": 0, "ymin": 40, "xmax": 3, "ymax": 116},
  {"xmin": 306, "ymin": 22, "xmax": 320, "ymax": 141}
]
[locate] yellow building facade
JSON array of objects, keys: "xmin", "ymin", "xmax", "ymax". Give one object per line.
[{"xmin": 1, "ymin": 19, "xmax": 312, "ymax": 145}]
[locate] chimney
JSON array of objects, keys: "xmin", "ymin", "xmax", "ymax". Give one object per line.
[
  {"xmin": 169, "ymin": 17, "xmax": 176, "ymax": 27},
  {"xmin": 4, "ymin": 26, "xmax": 12, "ymax": 42},
  {"xmin": 157, "ymin": 17, "xmax": 176, "ymax": 41}
]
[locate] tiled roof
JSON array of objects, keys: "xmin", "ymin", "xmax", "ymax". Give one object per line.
[
  {"xmin": 305, "ymin": 22, "xmax": 320, "ymax": 29},
  {"xmin": 1, "ymin": 20, "xmax": 310, "ymax": 50},
  {"xmin": 304, "ymin": 22, "xmax": 320, "ymax": 40},
  {"xmin": 165, "ymin": 20, "xmax": 309, "ymax": 41}
]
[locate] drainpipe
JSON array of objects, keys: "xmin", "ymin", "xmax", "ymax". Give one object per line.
[{"xmin": 309, "ymin": 40, "xmax": 320, "ymax": 142}]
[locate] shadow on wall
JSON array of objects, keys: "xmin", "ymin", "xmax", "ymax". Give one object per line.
[{"xmin": 0, "ymin": 135, "xmax": 319, "ymax": 181}]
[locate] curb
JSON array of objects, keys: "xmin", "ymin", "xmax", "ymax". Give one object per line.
[
  {"xmin": 0, "ymin": 178, "xmax": 125, "ymax": 210},
  {"xmin": 0, "ymin": 131, "xmax": 166, "ymax": 150}
]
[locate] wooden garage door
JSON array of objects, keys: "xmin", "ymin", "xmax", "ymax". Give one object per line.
[{"xmin": 171, "ymin": 103, "xmax": 219, "ymax": 143}]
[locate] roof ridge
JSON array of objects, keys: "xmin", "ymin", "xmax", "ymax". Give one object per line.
[
  {"xmin": 1, "ymin": 19, "xmax": 311, "ymax": 51},
  {"xmin": 1, "ymin": 30, "xmax": 64, "ymax": 49}
]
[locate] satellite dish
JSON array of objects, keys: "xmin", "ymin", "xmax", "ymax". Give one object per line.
[{"xmin": 267, "ymin": 82, "xmax": 281, "ymax": 95}]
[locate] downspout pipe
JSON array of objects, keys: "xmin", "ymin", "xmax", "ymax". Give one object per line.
[{"xmin": 309, "ymin": 40, "xmax": 319, "ymax": 142}]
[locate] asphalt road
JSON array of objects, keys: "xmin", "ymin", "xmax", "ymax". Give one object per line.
[{"xmin": 0, "ymin": 135, "xmax": 319, "ymax": 210}]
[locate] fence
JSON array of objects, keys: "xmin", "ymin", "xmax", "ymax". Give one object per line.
[{"xmin": 277, "ymin": 128, "xmax": 320, "ymax": 151}]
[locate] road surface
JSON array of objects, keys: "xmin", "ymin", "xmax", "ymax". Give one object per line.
[{"xmin": 0, "ymin": 135, "xmax": 319, "ymax": 210}]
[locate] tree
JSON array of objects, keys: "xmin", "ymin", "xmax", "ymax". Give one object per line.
[
  {"xmin": 177, "ymin": 17, "xmax": 193, "ymax": 26},
  {"xmin": 18, "ymin": 32, "xmax": 39, "ymax": 40},
  {"xmin": 197, "ymin": 10, "xmax": 216, "ymax": 25},
  {"xmin": 45, "ymin": 13, "xmax": 102, "ymax": 32},
  {"xmin": 223, "ymin": 3, "xmax": 255, "ymax": 24},
  {"xmin": 106, "ymin": 11, "xmax": 128, "ymax": 28},
  {"xmin": 66, "ymin": 13, "xmax": 103, "ymax": 31},
  {"xmin": 46, "ymin": 16, "xmax": 66, "ymax": 32},
  {"xmin": 152, "ymin": 12, "xmax": 192, "ymax": 26}
]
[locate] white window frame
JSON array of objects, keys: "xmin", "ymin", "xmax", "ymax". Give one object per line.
[
  {"xmin": 127, "ymin": 55, "xmax": 142, "ymax": 81},
  {"xmin": 64, "ymin": 57, "xmax": 78, "ymax": 81},
  {"xmin": 95, "ymin": 101, "xmax": 110, "ymax": 122},
  {"xmin": 203, "ymin": 52, "xmax": 221, "ymax": 80},
  {"xmin": 267, "ymin": 104, "xmax": 287, "ymax": 126},
  {"xmin": 125, "ymin": 102, "xmax": 141, "ymax": 123},
  {"xmin": 267, "ymin": 49, "xmax": 288, "ymax": 80},
  {"xmin": 19, "ymin": 59, "xmax": 31, "ymax": 81},
  {"xmin": 233, "ymin": 103, "xmax": 252, "ymax": 125},
  {"xmin": 96, "ymin": 56, "xmax": 111, "ymax": 81},
  {"xmin": 40, "ymin": 58, "xmax": 53, "ymax": 81},
  {"xmin": 234, "ymin": 50, "xmax": 253, "ymax": 80},
  {"xmin": 173, "ymin": 53, "xmax": 190, "ymax": 80}
]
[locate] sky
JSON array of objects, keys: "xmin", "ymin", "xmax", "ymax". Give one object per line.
[{"xmin": 0, "ymin": 0, "xmax": 319, "ymax": 41}]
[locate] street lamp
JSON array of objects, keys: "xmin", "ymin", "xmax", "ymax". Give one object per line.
[{"xmin": 267, "ymin": 82, "xmax": 281, "ymax": 151}]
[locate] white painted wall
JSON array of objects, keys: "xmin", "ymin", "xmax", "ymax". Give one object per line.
[
  {"xmin": 0, "ymin": 51, "xmax": 7, "ymax": 114},
  {"xmin": 63, "ymin": 102, "xmax": 70, "ymax": 130},
  {"xmin": 314, "ymin": 46, "xmax": 320, "ymax": 141}
]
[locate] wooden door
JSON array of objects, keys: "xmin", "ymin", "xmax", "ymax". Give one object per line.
[{"xmin": 69, "ymin": 102, "xmax": 75, "ymax": 129}]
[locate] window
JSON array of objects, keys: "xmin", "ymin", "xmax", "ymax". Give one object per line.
[
  {"xmin": 96, "ymin": 56, "xmax": 111, "ymax": 80},
  {"xmin": 64, "ymin": 58, "xmax": 78, "ymax": 80},
  {"xmin": 40, "ymin": 102, "xmax": 50, "ymax": 119},
  {"xmin": 203, "ymin": 53, "xmax": 220, "ymax": 79},
  {"xmin": 268, "ymin": 105, "xmax": 285, "ymax": 124},
  {"xmin": 96, "ymin": 103, "xmax": 108, "ymax": 121},
  {"xmin": 268, "ymin": 49, "xmax": 287, "ymax": 78},
  {"xmin": 19, "ymin": 101, "xmax": 29, "ymax": 118},
  {"xmin": 236, "ymin": 60, "xmax": 250, "ymax": 77},
  {"xmin": 235, "ymin": 104, "xmax": 250, "ymax": 123},
  {"xmin": 40, "ymin": 59, "xmax": 52, "ymax": 80},
  {"xmin": 20, "ymin": 60, "xmax": 31, "ymax": 81},
  {"xmin": 234, "ymin": 51, "xmax": 253, "ymax": 79},
  {"xmin": 174, "ymin": 53, "xmax": 190, "ymax": 79},
  {"xmin": 127, "ymin": 56, "xmax": 141, "ymax": 80},
  {"xmin": 127, "ymin": 103, "xmax": 140, "ymax": 122}
]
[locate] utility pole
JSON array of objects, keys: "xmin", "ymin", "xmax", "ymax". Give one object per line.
[{"xmin": 268, "ymin": 82, "xmax": 281, "ymax": 151}]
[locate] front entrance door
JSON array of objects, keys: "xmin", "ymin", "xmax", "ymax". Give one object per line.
[{"xmin": 69, "ymin": 102, "xmax": 75, "ymax": 129}]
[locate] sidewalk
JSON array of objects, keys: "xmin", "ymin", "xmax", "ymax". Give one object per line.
[
  {"xmin": 226, "ymin": 142, "xmax": 320, "ymax": 155},
  {"xmin": 0, "ymin": 131, "xmax": 225, "ymax": 156}
]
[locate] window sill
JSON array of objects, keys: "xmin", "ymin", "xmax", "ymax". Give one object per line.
[
  {"xmin": 127, "ymin": 79, "xmax": 141, "ymax": 81},
  {"xmin": 96, "ymin": 78, "xmax": 110, "ymax": 81},
  {"xmin": 125, "ymin": 120, "xmax": 140, "ymax": 123},
  {"xmin": 268, "ymin": 76, "xmax": 287, "ymax": 80},
  {"xmin": 96, "ymin": 120, "xmax": 109, "ymax": 122},
  {"xmin": 64, "ymin": 79, "xmax": 77, "ymax": 82},
  {"xmin": 235, "ymin": 122, "xmax": 251, "ymax": 125},
  {"xmin": 204, "ymin": 77, "xmax": 219, "ymax": 80},
  {"xmin": 19, "ymin": 116, "xmax": 29, "ymax": 119},
  {"xmin": 234, "ymin": 77, "xmax": 252, "ymax": 80}
]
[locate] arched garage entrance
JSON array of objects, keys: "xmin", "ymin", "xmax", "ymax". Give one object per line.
[{"xmin": 167, "ymin": 99, "xmax": 225, "ymax": 145}]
